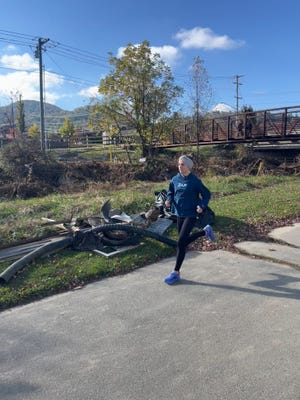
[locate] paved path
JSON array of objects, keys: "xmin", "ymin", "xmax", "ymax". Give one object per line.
[
  {"xmin": 235, "ymin": 222, "xmax": 300, "ymax": 269},
  {"xmin": 1, "ymin": 224, "xmax": 300, "ymax": 400},
  {"xmin": 268, "ymin": 222, "xmax": 300, "ymax": 248}
]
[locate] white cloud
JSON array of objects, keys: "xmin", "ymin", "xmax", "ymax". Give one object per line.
[
  {"xmin": 117, "ymin": 44, "xmax": 180, "ymax": 66},
  {"xmin": 0, "ymin": 71, "xmax": 40, "ymax": 101},
  {"xmin": 79, "ymin": 86, "xmax": 99, "ymax": 98},
  {"xmin": 0, "ymin": 68, "xmax": 64, "ymax": 104},
  {"xmin": 175, "ymin": 27, "xmax": 245, "ymax": 50},
  {"xmin": 0, "ymin": 53, "xmax": 38, "ymax": 71},
  {"xmin": 42, "ymin": 92, "xmax": 61, "ymax": 104},
  {"xmin": 44, "ymin": 71, "xmax": 64, "ymax": 89},
  {"xmin": 0, "ymin": 51, "xmax": 65, "ymax": 105},
  {"xmin": 0, "ymin": 50, "xmax": 101, "ymax": 109},
  {"xmin": 150, "ymin": 45, "xmax": 181, "ymax": 65},
  {"xmin": 116, "ymin": 47, "xmax": 125, "ymax": 58}
]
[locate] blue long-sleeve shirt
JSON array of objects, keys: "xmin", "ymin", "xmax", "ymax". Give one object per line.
[{"xmin": 167, "ymin": 172, "xmax": 211, "ymax": 217}]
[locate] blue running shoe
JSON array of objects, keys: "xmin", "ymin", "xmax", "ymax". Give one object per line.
[
  {"xmin": 164, "ymin": 271, "xmax": 180, "ymax": 285},
  {"xmin": 204, "ymin": 224, "xmax": 215, "ymax": 242}
]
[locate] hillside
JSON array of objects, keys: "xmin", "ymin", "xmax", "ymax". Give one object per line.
[{"xmin": 0, "ymin": 100, "xmax": 91, "ymax": 132}]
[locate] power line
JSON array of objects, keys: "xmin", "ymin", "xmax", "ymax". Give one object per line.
[
  {"xmin": 0, "ymin": 29, "xmax": 110, "ymax": 68},
  {"xmin": 0, "ymin": 29, "xmax": 35, "ymax": 39},
  {"xmin": 44, "ymin": 52, "xmax": 99, "ymax": 86},
  {"xmin": 0, "ymin": 65, "xmax": 38, "ymax": 73},
  {"xmin": 0, "ymin": 64, "xmax": 99, "ymax": 88},
  {"xmin": 48, "ymin": 41, "xmax": 109, "ymax": 66},
  {"xmin": 0, "ymin": 29, "xmax": 36, "ymax": 44}
]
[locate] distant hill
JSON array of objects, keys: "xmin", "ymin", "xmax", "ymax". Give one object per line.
[{"xmin": 0, "ymin": 100, "xmax": 91, "ymax": 132}]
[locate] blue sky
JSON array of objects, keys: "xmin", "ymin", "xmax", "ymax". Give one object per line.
[{"xmin": 0, "ymin": 0, "xmax": 300, "ymax": 113}]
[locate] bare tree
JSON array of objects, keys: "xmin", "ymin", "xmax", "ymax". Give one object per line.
[{"xmin": 191, "ymin": 56, "xmax": 213, "ymax": 159}]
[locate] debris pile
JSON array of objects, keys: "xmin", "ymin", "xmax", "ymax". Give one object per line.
[
  {"xmin": 0, "ymin": 190, "xmax": 215, "ymax": 284},
  {"xmin": 0, "ymin": 192, "xmax": 176, "ymax": 284}
]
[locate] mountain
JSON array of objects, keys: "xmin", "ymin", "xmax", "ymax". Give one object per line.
[
  {"xmin": 0, "ymin": 100, "xmax": 91, "ymax": 132},
  {"xmin": 211, "ymin": 103, "xmax": 235, "ymax": 114}
]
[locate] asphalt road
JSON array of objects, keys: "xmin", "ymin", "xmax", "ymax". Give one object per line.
[{"xmin": 1, "ymin": 248, "xmax": 300, "ymax": 400}]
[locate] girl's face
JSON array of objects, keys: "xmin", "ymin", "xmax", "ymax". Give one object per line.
[{"xmin": 178, "ymin": 160, "xmax": 190, "ymax": 176}]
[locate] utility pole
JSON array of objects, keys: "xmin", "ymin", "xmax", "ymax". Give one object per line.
[
  {"xmin": 233, "ymin": 74, "xmax": 244, "ymax": 114},
  {"xmin": 35, "ymin": 37, "xmax": 49, "ymax": 154}
]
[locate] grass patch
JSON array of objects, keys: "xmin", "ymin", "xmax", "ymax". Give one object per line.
[
  {"xmin": 0, "ymin": 175, "xmax": 299, "ymax": 311},
  {"xmin": 50, "ymin": 144, "xmax": 140, "ymax": 163},
  {"xmin": 0, "ymin": 239, "xmax": 176, "ymax": 311},
  {"xmin": 209, "ymin": 179, "xmax": 300, "ymax": 238}
]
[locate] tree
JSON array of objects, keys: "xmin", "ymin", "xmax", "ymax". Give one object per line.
[
  {"xmin": 240, "ymin": 105, "xmax": 254, "ymax": 113},
  {"xmin": 58, "ymin": 117, "xmax": 75, "ymax": 138},
  {"xmin": 94, "ymin": 40, "xmax": 183, "ymax": 157},
  {"xmin": 28, "ymin": 123, "xmax": 40, "ymax": 139},
  {"xmin": 16, "ymin": 94, "xmax": 26, "ymax": 135},
  {"xmin": 191, "ymin": 56, "xmax": 213, "ymax": 158}
]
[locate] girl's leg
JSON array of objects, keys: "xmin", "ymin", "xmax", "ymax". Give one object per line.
[
  {"xmin": 174, "ymin": 217, "xmax": 196, "ymax": 272},
  {"xmin": 185, "ymin": 229, "xmax": 205, "ymax": 246}
]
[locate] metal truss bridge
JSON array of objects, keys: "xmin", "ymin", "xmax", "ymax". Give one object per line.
[{"xmin": 158, "ymin": 105, "xmax": 300, "ymax": 150}]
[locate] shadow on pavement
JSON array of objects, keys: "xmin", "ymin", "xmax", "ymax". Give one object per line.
[
  {"xmin": 180, "ymin": 273, "xmax": 300, "ymax": 300},
  {"xmin": 0, "ymin": 382, "xmax": 39, "ymax": 397}
]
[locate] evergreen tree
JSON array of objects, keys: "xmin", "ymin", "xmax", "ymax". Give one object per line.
[{"xmin": 16, "ymin": 94, "xmax": 25, "ymax": 135}]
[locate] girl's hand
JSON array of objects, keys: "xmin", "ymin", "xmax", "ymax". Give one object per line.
[
  {"xmin": 196, "ymin": 205, "xmax": 203, "ymax": 214},
  {"xmin": 165, "ymin": 200, "xmax": 171, "ymax": 208}
]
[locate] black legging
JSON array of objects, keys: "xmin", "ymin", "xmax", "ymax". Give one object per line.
[{"xmin": 174, "ymin": 217, "xmax": 205, "ymax": 272}]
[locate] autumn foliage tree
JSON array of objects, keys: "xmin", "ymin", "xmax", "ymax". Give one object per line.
[
  {"xmin": 93, "ymin": 41, "xmax": 183, "ymax": 157},
  {"xmin": 58, "ymin": 117, "xmax": 75, "ymax": 138},
  {"xmin": 28, "ymin": 123, "xmax": 40, "ymax": 139}
]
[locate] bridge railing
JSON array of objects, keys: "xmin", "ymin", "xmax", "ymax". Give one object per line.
[{"xmin": 168, "ymin": 105, "xmax": 300, "ymax": 146}]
